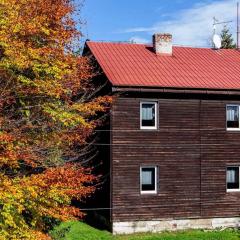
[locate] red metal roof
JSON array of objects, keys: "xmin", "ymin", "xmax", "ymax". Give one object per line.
[{"xmin": 86, "ymin": 41, "xmax": 240, "ymax": 90}]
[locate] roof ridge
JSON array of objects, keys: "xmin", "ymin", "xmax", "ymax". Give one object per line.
[{"xmin": 87, "ymin": 41, "xmax": 240, "ymax": 50}]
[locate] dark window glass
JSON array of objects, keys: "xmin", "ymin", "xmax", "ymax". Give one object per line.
[
  {"xmin": 141, "ymin": 167, "xmax": 156, "ymax": 192},
  {"xmin": 141, "ymin": 103, "xmax": 156, "ymax": 127},
  {"xmin": 227, "ymin": 167, "xmax": 239, "ymax": 189},
  {"xmin": 227, "ymin": 106, "xmax": 239, "ymax": 128}
]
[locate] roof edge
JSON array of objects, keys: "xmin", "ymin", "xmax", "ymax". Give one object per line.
[{"xmin": 112, "ymin": 86, "xmax": 240, "ymax": 95}]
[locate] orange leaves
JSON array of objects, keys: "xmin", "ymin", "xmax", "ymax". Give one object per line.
[
  {"xmin": 40, "ymin": 164, "xmax": 97, "ymax": 199},
  {"xmin": 2, "ymin": 0, "xmax": 76, "ymax": 42},
  {"xmin": 71, "ymin": 96, "xmax": 113, "ymax": 120},
  {"xmin": 0, "ymin": 0, "xmax": 111, "ymax": 238},
  {"xmin": 0, "ymin": 131, "xmax": 38, "ymax": 168},
  {"xmin": 0, "ymin": 132, "xmax": 22, "ymax": 168},
  {"xmin": 31, "ymin": 231, "xmax": 52, "ymax": 240},
  {"xmin": 52, "ymin": 206, "xmax": 85, "ymax": 221},
  {"xmin": 29, "ymin": 164, "xmax": 97, "ymax": 219},
  {"xmin": 0, "ymin": 165, "xmax": 96, "ymax": 239},
  {"xmin": 0, "ymin": 0, "xmax": 112, "ymax": 167}
]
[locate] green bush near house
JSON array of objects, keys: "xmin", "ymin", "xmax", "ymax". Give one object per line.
[{"xmin": 50, "ymin": 221, "xmax": 240, "ymax": 240}]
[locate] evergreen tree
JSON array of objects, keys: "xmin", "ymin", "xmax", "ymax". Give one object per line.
[{"xmin": 220, "ymin": 26, "xmax": 236, "ymax": 49}]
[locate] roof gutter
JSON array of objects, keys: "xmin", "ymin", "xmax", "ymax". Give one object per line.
[{"xmin": 112, "ymin": 86, "xmax": 240, "ymax": 95}]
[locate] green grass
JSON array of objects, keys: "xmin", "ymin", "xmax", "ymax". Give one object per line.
[
  {"xmin": 50, "ymin": 221, "xmax": 240, "ymax": 240},
  {"xmin": 50, "ymin": 221, "xmax": 112, "ymax": 240}
]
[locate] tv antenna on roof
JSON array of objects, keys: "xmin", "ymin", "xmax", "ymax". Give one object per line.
[
  {"xmin": 213, "ymin": 17, "xmax": 233, "ymax": 34},
  {"xmin": 237, "ymin": 2, "xmax": 240, "ymax": 49},
  {"xmin": 212, "ymin": 17, "xmax": 233, "ymax": 49}
]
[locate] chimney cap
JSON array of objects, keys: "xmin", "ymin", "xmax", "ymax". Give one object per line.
[{"xmin": 153, "ymin": 33, "xmax": 172, "ymax": 37}]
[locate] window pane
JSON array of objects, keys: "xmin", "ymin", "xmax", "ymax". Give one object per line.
[
  {"xmin": 142, "ymin": 171, "xmax": 152, "ymax": 185},
  {"xmin": 141, "ymin": 103, "xmax": 156, "ymax": 127},
  {"xmin": 227, "ymin": 167, "xmax": 239, "ymax": 189},
  {"xmin": 141, "ymin": 167, "xmax": 156, "ymax": 191},
  {"xmin": 227, "ymin": 106, "xmax": 239, "ymax": 128}
]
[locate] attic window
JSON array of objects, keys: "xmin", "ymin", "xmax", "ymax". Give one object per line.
[
  {"xmin": 140, "ymin": 102, "xmax": 157, "ymax": 130},
  {"xmin": 227, "ymin": 105, "xmax": 240, "ymax": 130}
]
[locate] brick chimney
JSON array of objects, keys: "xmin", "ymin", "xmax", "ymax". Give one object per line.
[{"xmin": 153, "ymin": 33, "xmax": 172, "ymax": 56}]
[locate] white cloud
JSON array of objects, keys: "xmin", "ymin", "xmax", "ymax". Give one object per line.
[
  {"xmin": 124, "ymin": 0, "xmax": 237, "ymax": 47},
  {"xmin": 129, "ymin": 36, "xmax": 150, "ymax": 44}
]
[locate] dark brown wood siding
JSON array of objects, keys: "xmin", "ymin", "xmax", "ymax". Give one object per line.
[{"xmin": 111, "ymin": 96, "xmax": 240, "ymax": 222}]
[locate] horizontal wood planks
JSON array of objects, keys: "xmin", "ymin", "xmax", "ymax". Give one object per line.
[{"xmin": 111, "ymin": 96, "xmax": 240, "ymax": 222}]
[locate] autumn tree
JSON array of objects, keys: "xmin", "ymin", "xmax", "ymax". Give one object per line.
[
  {"xmin": 0, "ymin": 0, "xmax": 110, "ymax": 239},
  {"xmin": 220, "ymin": 25, "xmax": 236, "ymax": 49}
]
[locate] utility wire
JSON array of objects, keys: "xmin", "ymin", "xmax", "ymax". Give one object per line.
[{"xmin": 78, "ymin": 202, "xmax": 240, "ymax": 211}]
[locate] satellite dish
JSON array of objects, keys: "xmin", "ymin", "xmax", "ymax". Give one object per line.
[{"xmin": 213, "ymin": 34, "xmax": 222, "ymax": 49}]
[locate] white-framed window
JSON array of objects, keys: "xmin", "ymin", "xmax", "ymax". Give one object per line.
[
  {"xmin": 226, "ymin": 166, "xmax": 240, "ymax": 192},
  {"xmin": 140, "ymin": 166, "xmax": 157, "ymax": 194},
  {"xmin": 140, "ymin": 102, "xmax": 157, "ymax": 130},
  {"xmin": 226, "ymin": 105, "xmax": 240, "ymax": 130}
]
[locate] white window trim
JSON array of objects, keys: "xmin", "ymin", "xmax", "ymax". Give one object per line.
[
  {"xmin": 140, "ymin": 166, "xmax": 157, "ymax": 194},
  {"xmin": 140, "ymin": 101, "xmax": 158, "ymax": 130},
  {"xmin": 226, "ymin": 166, "xmax": 240, "ymax": 192},
  {"xmin": 226, "ymin": 104, "xmax": 240, "ymax": 131}
]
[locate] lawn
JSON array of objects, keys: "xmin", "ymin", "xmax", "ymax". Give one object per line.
[{"xmin": 50, "ymin": 221, "xmax": 240, "ymax": 240}]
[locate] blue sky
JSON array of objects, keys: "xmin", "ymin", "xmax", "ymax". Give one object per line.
[{"xmin": 80, "ymin": 0, "xmax": 238, "ymax": 47}]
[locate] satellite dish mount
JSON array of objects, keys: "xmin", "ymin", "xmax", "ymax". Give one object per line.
[{"xmin": 212, "ymin": 17, "xmax": 233, "ymax": 49}]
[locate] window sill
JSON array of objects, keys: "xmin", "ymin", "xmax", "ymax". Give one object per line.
[
  {"xmin": 140, "ymin": 127, "xmax": 158, "ymax": 130},
  {"xmin": 227, "ymin": 128, "xmax": 240, "ymax": 131},
  {"xmin": 227, "ymin": 189, "xmax": 240, "ymax": 193},
  {"xmin": 140, "ymin": 191, "xmax": 157, "ymax": 195}
]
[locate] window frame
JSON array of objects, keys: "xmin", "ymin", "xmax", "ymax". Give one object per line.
[
  {"xmin": 140, "ymin": 166, "xmax": 158, "ymax": 195},
  {"xmin": 140, "ymin": 101, "xmax": 158, "ymax": 130},
  {"xmin": 226, "ymin": 166, "xmax": 240, "ymax": 192},
  {"xmin": 226, "ymin": 104, "xmax": 240, "ymax": 131}
]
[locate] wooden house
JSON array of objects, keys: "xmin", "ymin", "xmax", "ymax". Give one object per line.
[{"xmin": 83, "ymin": 34, "xmax": 240, "ymax": 234}]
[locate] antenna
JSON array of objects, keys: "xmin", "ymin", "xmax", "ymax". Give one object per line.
[
  {"xmin": 213, "ymin": 17, "xmax": 218, "ymax": 35},
  {"xmin": 237, "ymin": 2, "xmax": 240, "ymax": 49},
  {"xmin": 213, "ymin": 17, "xmax": 233, "ymax": 33},
  {"xmin": 212, "ymin": 17, "xmax": 233, "ymax": 49}
]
